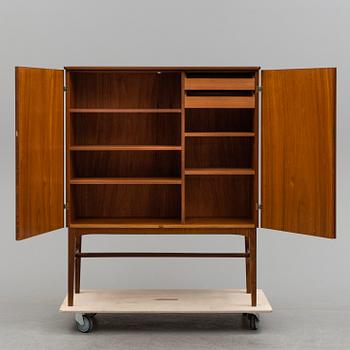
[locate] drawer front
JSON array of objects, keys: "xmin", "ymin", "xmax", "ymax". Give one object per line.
[
  {"xmin": 185, "ymin": 96, "xmax": 255, "ymax": 109},
  {"xmin": 184, "ymin": 77, "xmax": 255, "ymax": 91}
]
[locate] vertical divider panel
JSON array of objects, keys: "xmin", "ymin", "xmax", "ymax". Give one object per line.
[
  {"xmin": 181, "ymin": 72, "xmax": 186, "ymax": 222},
  {"xmin": 252, "ymin": 71, "xmax": 259, "ymax": 226},
  {"xmin": 66, "ymin": 71, "xmax": 73, "ymax": 225}
]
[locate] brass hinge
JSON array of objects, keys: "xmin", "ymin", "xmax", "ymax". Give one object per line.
[
  {"xmin": 257, "ymin": 86, "xmax": 262, "ymax": 92},
  {"xmin": 64, "ymin": 203, "xmax": 69, "ymax": 210},
  {"xmin": 64, "ymin": 86, "xmax": 68, "ymax": 92},
  {"xmin": 256, "ymin": 203, "xmax": 262, "ymax": 210}
]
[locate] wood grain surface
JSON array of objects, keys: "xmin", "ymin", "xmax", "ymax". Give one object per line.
[
  {"xmin": 261, "ymin": 68, "xmax": 336, "ymax": 238},
  {"xmin": 16, "ymin": 67, "xmax": 64, "ymax": 239}
]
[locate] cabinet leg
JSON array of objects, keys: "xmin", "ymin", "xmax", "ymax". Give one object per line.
[
  {"xmin": 75, "ymin": 235, "xmax": 82, "ymax": 294},
  {"xmin": 68, "ymin": 230, "xmax": 75, "ymax": 306},
  {"xmin": 250, "ymin": 229, "xmax": 257, "ymax": 306},
  {"xmin": 245, "ymin": 236, "xmax": 251, "ymax": 293}
]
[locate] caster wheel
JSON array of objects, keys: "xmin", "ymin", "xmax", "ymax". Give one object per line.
[
  {"xmin": 247, "ymin": 314, "xmax": 259, "ymax": 330},
  {"xmin": 76, "ymin": 314, "xmax": 94, "ymax": 333}
]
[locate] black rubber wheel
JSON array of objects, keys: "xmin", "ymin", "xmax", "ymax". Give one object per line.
[
  {"xmin": 247, "ymin": 314, "xmax": 258, "ymax": 330},
  {"xmin": 76, "ymin": 315, "xmax": 94, "ymax": 333}
]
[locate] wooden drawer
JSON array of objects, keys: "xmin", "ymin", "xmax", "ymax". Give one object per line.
[
  {"xmin": 185, "ymin": 96, "xmax": 255, "ymax": 109},
  {"xmin": 184, "ymin": 77, "xmax": 255, "ymax": 91}
]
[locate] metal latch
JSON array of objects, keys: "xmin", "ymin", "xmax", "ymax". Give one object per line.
[
  {"xmin": 257, "ymin": 86, "xmax": 262, "ymax": 92},
  {"xmin": 256, "ymin": 203, "xmax": 262, "ymax": 210},
  {"xmin": 64, "ymin": 86, "xmax": 68, "ymax": 92},
  {"xmin": 64, "ymin": 203, "xmax": 69, "ymax": 210}
]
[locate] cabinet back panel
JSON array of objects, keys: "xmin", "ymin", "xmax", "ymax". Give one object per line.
[
  {"xmin": 71, "ymin": 113, "xmax": 181, "ymax": 146},
  {"xmin": 185, "ymin": 109, "xmax": 253, "ymax": 132},
  {"xmin": 72, "ymin": 185, "xmax": 181, "ymax": 218},
  {"xmin": 185, "ymin": 176, "xmax": 253, "ymax": 218},
  {"xmin": 186, "ymin": 138, "xmax": 253, "ymax": 168},
  {"xmin": 71, "ymin": 151, "xmax": 181, "ymax": 178},
  {"xmin": 70, "ymin": 72, "xmax": 181, "ymax": 108}
]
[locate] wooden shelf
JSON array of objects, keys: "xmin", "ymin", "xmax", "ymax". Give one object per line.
[
  {"xmin": 70, "ymin": 108, "xmax": 182, "ymax": 113},
  {"xmin": 185, "ymin": 168, "xmax": 255, "ymax": 175},
  {"xmin": 70, "ymin": 178, "xmax": 182, "ymax": 185},
  {"xmin": 69, "ymin": 217, "xmax": 255, "ymax": 229},
  {"xmin": 185, "ymin": 132, "xmax": 255, "ymax": 137},
  {"xmin": 183, "ymin": 218, "xmax": 255, "ymax": 228},
  {"xmin": 70, "ymin": 218, "xmax": 182, "ymax": 229},
  {"xmin": 70, "ymin": 145, "xmax": 182, "ymax": 151}
]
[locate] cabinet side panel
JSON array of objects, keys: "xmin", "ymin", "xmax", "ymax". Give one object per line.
[
  {"xmin": 16, "ymin": 67, "xmax": 64, "ymax": 239},
  {"xmin": 261, "ymin": 68, "xmax": 336, "ymax": 238}
]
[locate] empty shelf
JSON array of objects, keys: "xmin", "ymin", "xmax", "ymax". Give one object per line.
[
  {"xmin": 185, "ymin": 132, "xmax": 255, "ymax": 137},
  {"xmin": 70, "ymin": 178, "xmax": 182, "ymax": 185},
  {"xmin": 69, "ymin": 217, "xmax": 255, "ymax": 229},
  {"xmin": 70, "ymin": 145, "xmax": 182, "ymax": 151},
  {"xmin": 185, "ymin": 168, "xmax": 255, "ymax": 175},
  {"xmin": 70, "ymin": 108, "xmax": 182, "ymax": 113}
]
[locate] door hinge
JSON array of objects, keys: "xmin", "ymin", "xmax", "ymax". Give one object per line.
[
  {"xmin": 64, "ymin": 203, "xmax": 69, "ymax": 210},
  {"xmin": 257, "ymin": 86, "xmax": 262, "ymax": 92},
  {"xmin": 64, "ymin": 86, "xmax": 68, "ymax": 92},
  {"xmin": 256, "ymin": 203, "xmax": 262, "ymax": 210}
]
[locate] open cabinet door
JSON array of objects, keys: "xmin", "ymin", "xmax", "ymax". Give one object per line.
[
  {"xmin": 261, "ymin": 68, "xmax": 336, "ymax": 238},
  {"xmin": 16, "ymin": 67, "xmax": 64, "ymax": 240}
]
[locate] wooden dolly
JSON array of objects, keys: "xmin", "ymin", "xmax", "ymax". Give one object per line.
[{"xmin": 60, "ymin": 288, "xmax": 272, "ymax": 332}]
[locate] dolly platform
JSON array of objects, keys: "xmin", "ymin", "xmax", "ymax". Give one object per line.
[{"xmin": 60, "ymin": 289, "xmax": 272, "ymax": 332}]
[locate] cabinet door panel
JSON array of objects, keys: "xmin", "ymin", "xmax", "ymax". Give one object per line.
[
  {"xmin": 16, "ymin": 67, "xmax": 64, "ymax": 240},
  {"xmin": 261, "ymin": 68, "xmax": 336, "ymax": 238}
]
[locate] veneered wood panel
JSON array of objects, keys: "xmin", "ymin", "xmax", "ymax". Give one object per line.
[
  {"xmin": 184, "ymin": 78, "xmax": 255, "ymax": 90},
  {"xmin": 65, "ymin": 66, "xmax": 261, "ymax": 72},
  {"xmin": 185, "ymin": 176, "xmax": 253, "ymax": 219},
  {"xmin": 185, "ymin": 96, "xmax": 255, "ymax": 109},
  {"xmin": 16, "ymin": 67, "xmax": 64, "ymax": 240},
  {"xmin": 261, "ymin": 68, "xmax": 336, "ymax": 238}
]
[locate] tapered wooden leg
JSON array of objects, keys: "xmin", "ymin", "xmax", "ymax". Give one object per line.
[
  {"xmin": 68, "ymin": 230, "xmax": 75, "ymax": 306},
  {"xmin": 245, "ymin": 236, "xmax": 251, "ymax": 293},
  {"xmin": 75, "ymin": 234, "xmax": 82, "ymax": 294},
  {"xmin": 250, "ymin": 229, "xmax": 257, "ymax": 306}
]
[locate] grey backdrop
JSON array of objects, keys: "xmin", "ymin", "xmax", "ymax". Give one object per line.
[{"xmin": 0, "ymin": 0, "xmax": 348, "ymax": 309}]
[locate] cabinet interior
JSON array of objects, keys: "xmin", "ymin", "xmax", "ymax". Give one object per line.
[{"xmin": 68, "ymin": 70, "xmax": 258, "ymax": 227}]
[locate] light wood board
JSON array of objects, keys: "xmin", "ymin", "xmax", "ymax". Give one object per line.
[{"xmin": 59, "ymin": 289, "xmax": 272, "ymax": 314}]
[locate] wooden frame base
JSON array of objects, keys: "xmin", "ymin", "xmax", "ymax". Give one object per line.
[{"xmin": 67, "ymin": 228, "xmax": 257, "ymax": 307}]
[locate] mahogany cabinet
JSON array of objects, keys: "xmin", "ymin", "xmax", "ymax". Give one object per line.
[{"xmin": 15, "ymin": 66, "xmax": 336, "ymax": 307}]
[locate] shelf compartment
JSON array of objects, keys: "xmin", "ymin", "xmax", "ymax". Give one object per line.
[
  {"xmin": 70, "ymin": 178, "xmax": 182, "ymax": 185},
  {"xmin": 185, "ymin": 132, "xmax": 255, "ymax": 137},
  {"xmin": 184, "ymin": 78, "xmax": 255, "ymax": 91},
  {"xmin": 71, "ymin": 113, "xmax": 181, "ymax": 146},
  {"xmin": 70, "ymin": 151, "xmax": 181, "ymax": 178},
  {"xmin": 70, "ymin": 145, "xmax": 181, "ymax": 151},
  {"xmin": 185, "ymin": 96, "xmax": 255, "ymax": 109},
  {"xmin": 186, "ymin": 109, "xmax": 254, "ymax": 133},
  {"xmin": 185, "ymin": 168, "xmax": 255, "ymax": 176},
  {"xmin": 185, "ymin": 175, "xmax": 253, "ymax": 219},
  {"xmin": 185, "ymin": 137, "xmax": 253, "ymax": 169},
  {"xmin": 70, "ymin": 72, "xmax": 181, "ymax": 109},
  {"xmin": 71, "ymin": 184, "xmax": 181, "ymax": 220},
  {"xmin": 70, "ymin": 108, "xmax": 182, "ymax": 113}
]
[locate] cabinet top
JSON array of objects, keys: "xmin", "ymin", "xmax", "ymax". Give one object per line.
[{"xmin": 64, "ymin": 66, "xmax": 261, "ymax": 71}]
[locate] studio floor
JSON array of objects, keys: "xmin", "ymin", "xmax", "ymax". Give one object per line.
[{"xmin": 1, "ymin": 298, "xmax": 349, "ymax": 350}]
